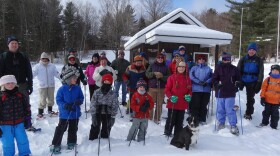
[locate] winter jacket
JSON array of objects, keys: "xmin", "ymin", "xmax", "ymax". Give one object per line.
[
  {"xmin": 56, "ymin": 84, "xmax": 84, "ymax": 119},
  {"xmin": 93, "ymin": 65, "xmax": 117, "ymax": 87},
  {"xmin": 237, "ymin": 54, "xmax": 264, "ymax": 83},
  {"xmin": 146, "ymin": 61, "xmax": 170, "ymax": 88},
  {"xmin": 130, "ymin": 91, "xmax": 154, "ymax": 119},
  {"xmin": 111, "ymin": 58, "xmax": 130, "ymax": 81},
  {"xmin": 190, "ymin": 63, "xmax": 213, "ymax": 93},
  {"xmin": 85, "ymin": 62, "xmax": 100, "ymax": 85},
  {"xmin": 165, "ymin": 73, "xmax": 192, "ymax": 110},
  {"xmin": 169, "ymin": 60, "xmax": 178, "ymax": 74},
  {"xmin": 212, "ymin": 63, "xmax": 241, "ymax": 98},
  {"xmin": 123, "ymin": 64, "xmax": 146, "ymax": 91},
  {"xmin": 0, "ymin": 88, "xmax": 31, "ymax": 125},
  {"xmin": 0, "ymin": 51, "xmax": 33, "ymax": 87},
  {"xmin": 89, "ymin": 89, "xmax": 118, "ymax": 116},
  {"xmin": 60, "ymin": 63, "xmax": 86, "ymax": 85},
  {"xmin": 260, "ymin": 74, "xmax": 280, "ymax": 105},
  {"xmin": 33, "ymin": 61, "xmax": 60, "ymax": 88}
]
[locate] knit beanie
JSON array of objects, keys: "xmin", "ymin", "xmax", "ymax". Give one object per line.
[
  {"xmin": 247, "ymin": 42, "xmax": 258, "ymax": 52},
  {"xmin": 134, "ymin": 55, "xmax": 143, "ymax": 62},
  {"xmin": 61, "ymin": 66, "xmax": 80, "ymax": 84},
  {"xmin": 92, "ymin": 53, "xmax": 100, "ymax": 60},
  {"xmin": 179, "ymin": 45, "xmax": 185, "ymax": 51},
  {"xmin": 7, "ymin": 35, "xmax": 18, "ymax": 45},
  {"xmin": 40, "ymin": 52, "xmax": 50, "ymax": 60},
  {"xmin": 102, "ymin": 74, "xmax": 113, "ymax": 84},
  {"xmin": 136, "ymin": 79, "xmax": 147, "ymax": 89},
  {"xmin": 139, "ymin": 52, "xmax": 148, "ymax": 61},
  {"xmin": 0, "ymin": 75, "xmax": 17, "ymax": 86},
  {"xmin": 271, "ymin": 64, "xmax": 280, "ymax": 73},
  {"xmin": 222, "ymin": 52, "xmax": 232, "ymax": 61},
  {"xmin": 196, "ymin": 54, "xmax": 206, "ymax": 61}
]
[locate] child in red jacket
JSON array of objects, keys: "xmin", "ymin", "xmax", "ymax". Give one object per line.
[
  {"xmin": 164, "ymin": 61, "xmax": 192, "ymax": 137},
  {"xmin": 127, "ymin": 79, "xmax": 154, "ymax": 142}
]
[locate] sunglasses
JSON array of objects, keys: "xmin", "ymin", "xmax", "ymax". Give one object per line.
[{"xmin": 157, "ymin": 57, "xmax": 164, "ymax": 59}]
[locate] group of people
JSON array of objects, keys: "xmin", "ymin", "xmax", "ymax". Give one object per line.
[{"xmin": 0, "ymin": 34, "xmax": 279, "ymax": 155}]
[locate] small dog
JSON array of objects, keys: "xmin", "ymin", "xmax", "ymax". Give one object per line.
[{"xmin": 170, "ymin": 115, "xmax": 199, "ymax": 150}]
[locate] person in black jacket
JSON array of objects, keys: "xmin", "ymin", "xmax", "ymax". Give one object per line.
[{"xmin": 0, "ymin": 35, "xmax": 35, "ymax": 130}]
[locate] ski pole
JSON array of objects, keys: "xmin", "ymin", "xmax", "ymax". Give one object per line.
[
  {"xmin": 97, "ymin": 114, "xmax": 102, "ymax": 156},
  {"xmin": 156, "ymin": 80, "xmax": 160, "ymax": 123},
  {"xmin": 211, "ymin": 87, "xmax": 214, "ymax": 116},
  {"xmin": 128, "ymin": 126, "xmax": 138, "ymax": 147},
  {"xmin": 105, "ymin": 108, "xmax": 111, "ymax": 152},
  {"xmin": 238, "ymin": 89, "xmax": 244, "ymax": 135},
  {"xmin": 84, "ymin": 85, "xmax": 87, "ymax": 119},
  {"xmin": 214, "ymin": 89, "xmax": 220, "ymax": 131},
  {"xmin": 118, "ymin": 105, "xmax": 124, "ymax": 118},
  {"xmin": 167, "ymin": 103, "xmax": 175, "ymax": 141},
  {"xmin": 143, "ymin": 115, "xmax": 147, "ymax": 146}
]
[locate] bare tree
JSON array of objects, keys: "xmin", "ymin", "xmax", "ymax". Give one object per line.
[{"xmin": 141, "ymin": 0, "xmax": 172, "ymax": 23}]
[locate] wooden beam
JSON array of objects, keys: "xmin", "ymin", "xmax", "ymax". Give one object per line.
[{"xmin": 215, "ymin": 45, "xmax": 219, "ymax": 66}]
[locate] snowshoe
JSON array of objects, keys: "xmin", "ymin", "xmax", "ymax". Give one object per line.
[
  {"xmin": 217, "ymin": 124, "xmax": 225, "ymax": 131},
  {"xmin": 67, "ymin": 143, "xmax": 76, "ymax": 150},
  {"xmin": 200, "ymin": 122, "xmax": 207, "ymax": 126},
  {"xmin": 48, "ymin": 111, "xmax": 59, "ymax": 117},
  {"xmin": 230, "ymin": 126, "xmax": 239, "ymax": 136},
  {"xmin": 26, "ymin": 126, "xmax": 41, "ymax": 133},
  {"xmin": 256, "ymin": 123, "xmax": 267, "ymax": 128},
  {"xmin": 50, "ymin": 145, "xmax": 61, "ymax": 154},
  {"xmin": 36, "ymin": 114, "xmax": 46, "ymax": 120},
  {"xmin": 244, "ymin": 114, "xmax": 252, "ymax": 120},
  {"xmin": 233, "ymin": 105, "xmax": 239, "ymax": 111}
]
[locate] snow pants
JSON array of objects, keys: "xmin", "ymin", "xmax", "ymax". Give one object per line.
[
  {"xmin": 262, "ymin": 103, "xmax": 280, "ymax": 129},
  {"xmin": 89, "ymin": 114, "xmax": 112, "ymax": 140},
  {"xmin": 164, "ymin": 109, "xmax": 185, "ymax": 137},
  {"xmin": 216, "ymin": 97, "xmax": 237, "ymax": 126},
  {"xmin": 127, "ymin": 118, "xmax": 148, "ymax": 142},
  {"xmin": 189, "ymin": 92, "xmax": 211, "ymax": 122},
  {"xmin": 0, "ymin": 123, "xmax": 31, "ymax": 156},
  {"xmin": 245, "ymin": 82, "xmax": 256, "ymax": 115},
  {"xmin": 51, "ymin": 119, "xmax": 79, "ymax": 146},
  {"xmin": 39, "ymin": 87, "xmax": 55, "ymax": 109}
]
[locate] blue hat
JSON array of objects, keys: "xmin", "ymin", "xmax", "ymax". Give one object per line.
[
  {"xmin": 173, "ymin": 50, "xmax": 180, "ymax": 56},
  {"xmin": 139, "ymin": 52, "xmax": 148, "ymax": 61},
  {"xmin": 7, "ymin": 35, "xmax": 18, "ymax": 44},
  {"xmin": 247, "ymin": 42, "xmax": 258, "ymax": 52},
  {"xmin": 222, "ymin": 52, "xmax": 232, "ymax": 61}
]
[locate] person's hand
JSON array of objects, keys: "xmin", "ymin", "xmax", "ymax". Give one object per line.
[
  {"xmin": 27, "ymin": 86, "xmax": 33, "ymax": 95},
  {"xmin": 214, "ymin": 83, "xmax": 223, "ymax": 90},
  {"xmin": 140, "ymin": 100, "xmax": 150, "ymax": 112},
  {"xmin": 199, "ymin": 81, "xmax": 207, "ymax": 86},
  {"xmin": 64, "ymin": 104, "xmax": 73, "ymax": 111},
  {"xmin": 170, "ymin": 95, "xmax": 178, "ymax": 103},
  {"xmin": 235, "ymin": 81, "xmax": 244, "ymax": 90},
  {"xmin": 184, "ymin": 94, "xmax": 191, "ymax": 102},
  {"xmin": 254, "ymin": 82, "xmax": 262, "ymax": 94},
  {"xmin": 74, "ymin": 100, "xmax": 83, "ymax": 106},
  {"xmin": 260, "ymin": 98, "xmax": 265, "ymax": 106},
  {"xmin": 99, "ymin": 69, "xmax": 109, "ymax": 76},
  {"xmin": 24, "ymin": 116, "xmax": 32, "ymax": 128},
  {"xmin": 154, "ymin": 72, "xmax": 163, "ymax": 79}
]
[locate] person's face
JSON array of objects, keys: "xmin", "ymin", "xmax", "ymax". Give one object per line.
[
  {"xmin": 100, "ymin": 59, "xmax": 107, "ymax": 66},
  {"xmin": 68, "ymin": 57, "xmax": 75, "ymax": 64},
  {"xmin": 197, "ymin": 58, "xmax": 205, "ymax": 64},
  {"xmin": 179, "ymin": 49, "xmax": 185, "ymax": 55},
  {"xmin": 272, "ymin": 69, "xmax": 280, "ymax": 74},
  {"xmin": 177, "ymin": 66, "xmax": 186, "ymax": 73},
  {"xmin": 41, "ymin": 58, "xmax": 49, "ymax": 63},
  {"xmin": 103, "ymin": 80, "xmax": 111, "ymax": 84},
  {"xmin": 134, "ymin": 61, "xmax": 142, "ymax": 66},
  {"xmin": 4, "ymin": 82, "xmax": 16, "ymax": 90},
  {"xmin": 137, "ymin": 86, "xmax": 146, "ymax": 92},
  {"xmin": 118, "ymin": 53, "xmax": 125, "ymax": 58},
  {"xmin": 92, "ymin": 57, "xmax": 98, "ymax": 63},
  {"xmin": 156, "ymin": 56, "xmax": 164, "ymax": 63},
  {"xmin": 248, "ymin": 49, "xmax": 256, "ymax": 56},
  {"xmin": 70, "ymin": 76, "xmax": 77, "ymax": 85},
  {"xmin": 8, "ymin": 41, "xmax": 19, "ymax": 53}
]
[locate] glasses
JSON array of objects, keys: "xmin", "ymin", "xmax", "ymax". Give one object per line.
[
  {"xmin": 157, "ymin": 57, "xmax": 164, "ymax": 59},
  {"xmin": 178, "ymin": 66, "xmax": 185, "ymax": 68},
  {"xmin": 175, "ymin": 55, "xmax": 180, "ymax": 57}
]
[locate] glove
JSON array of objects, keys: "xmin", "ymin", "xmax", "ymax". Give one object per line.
[
  {"xmin": 214, "ymin": 82, "xmax": 223, "ymax": 90},
  {"xmin": 82, "ymin": 80, "xmax": 87, "ymax": 85},
  {"xmin": 184, "ymin": 94, "xmax": 191, "ymax": 102},
  {"xmin": 74, "ymin": 100, "xmax": 83, "ymax": 106},
  {"xmin": 235, "ymin": 81, "xmax": 244, "ymax": 90},
  {"xmin": 24, "ymin": 116, "xmax": 32, "ymax": 129},
  {"xmin": 92, "ymin": 115, "xmax": 98, "ymax": 126},
  {"xmin": 0, "ymin": 128, "xmax": 2, "ymax": 138},
  {"xmin": 154, "ymin": 72, "xmax": 163, "ymax": 79},
  {"xmin": 27, "ymin": 86, "xmax": 33, "ymax": 95},
  {"xmin": 140, "ymin": 100, "xmax": 150, "ymax": 112},
  {"xmin": 99, "ymin": 69, "xmax": 109, "ymax": 76},
  {"xmin": 110, "ymin": 116, "xmax": 116, "ymax": 128},
  {"xmin": 254, "ymin": 82, "xmax": 262, "ymax": 94},
  {"xmin": 199, "ymin": 81, "xmax": 207, "ymax": 87},
  {"xmin": 64, "ymin": 104, "xmax": 73, "ymax": 111},
  {"xmin": 260, "ymin": 98, "xmax": 265, "ymax": 106},
  {"xmin": 170, "ymin": 95, "xmax": 178, "ymax": 103}
]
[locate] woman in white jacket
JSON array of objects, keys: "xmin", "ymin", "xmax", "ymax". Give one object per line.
[{"xmin": 33, "ymin": 52, "xmax": 60, "ymax": 118}]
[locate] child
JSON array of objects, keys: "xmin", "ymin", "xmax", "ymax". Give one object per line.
[
  {"xmin": 164, "ymin": 61, "xmax": 192, "ymax": 137},
  {"xmin": 127, "ymin": 79, "xmax": 154, "ymax": 142},
  {"xmin": 259, "ymin": 64, "xmax": 280, "ymax": 129},
  {"xmin": 0, "ymin": 75, "xmax": 31, "ymax": 156},
  {"xmin": 88, "ymin": 73, "xmax": 118, "ymax": 140},
  {"xmin": 50, "ymin": 67, "xmax": 84, "ymax": 154}
]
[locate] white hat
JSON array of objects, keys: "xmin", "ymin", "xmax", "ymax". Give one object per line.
[
  {"xmin": 0, "ymin": 75, "xmax": 17, "ymax": 86},
  {"xmin": 40, "ymin": 52, "xmax": 50, "ymax": 60}
]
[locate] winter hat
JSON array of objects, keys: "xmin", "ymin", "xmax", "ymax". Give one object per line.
[
  {"xmin": 136, "ymin": 79, "xmax": 147, "ymax": 89},
  {"xmin": 68, "ymin": 48, "xmax": 77, "ymax": 53},
  {"xmin": 222, "ymin": 52, "xmax": 232, "ymax": 61},
  {"xmin": 196, "ymin": 54, "xmax": 206, "ymax": 61},
  {"xmin": 7, "ymin": 35, "xmax": 18, "ymax": 45},
  {"xmin": 100, "ymin": 56, "xmax": 108, "ymax": 61},
  {"xmin": 179, "ymin": 45, "xmax": 185, "ymax": 51},
  {"xmin": 134, "ymin": 55, "xmax": 143, "ymax": 62},
  {"xmin": 271, "ymin": 64, "xmax": 280, "ymax": 73},
  {"xmin": 173, "ymin": 50, "xmax": 180, "ymax": 56},
  {"xmin": 40, "ymin": 52, "xmax": 50, "ymax": 60},
  {"xmin": 139, "ymin": 52, "xmax": 148, "ymax": 61},
  {"xmin": 102, "ymin": 73, "xmax": 113, "ymax": 84},
  {"xmin": 61, "ymin": 66, "xmax": 80, "ymax": 84},
  {"xmin": 100, "ymin": 51, "xmax": 106, "ymax": 56},
  {"xmin": 92, "ymin": 53, "xmax": 100, "ymax": 60},
  {"xmin": 68, "ymin": 55, "xmax": 75, "ymax": 60},
  {"xmin": 0, "ymin": 75, "xmax": 17, "ymax": 86},
  {"xmin": 247, "ymin": 42, "xmax": 258, "ymax": 52}
]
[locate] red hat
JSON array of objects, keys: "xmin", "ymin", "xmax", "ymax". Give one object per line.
[
  {"xmin": 100, "ymin": 56, "xmax": 108, "ymax": 61},
  {"xmin": 102, "ymin": 74, "xmax": 113, "ymax": 84},
  {"xmin": 134, "ymin": 55, "xmax": 143, "ymax": 62},
  {"xmin": 196, "ymin": 54, "xmax": 206, "ymax": 61}
]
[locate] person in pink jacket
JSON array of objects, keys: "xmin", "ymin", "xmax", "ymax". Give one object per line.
[
  {"xmin": 164, "ymin": 61, "xmax": 192, "ymax": 137},
  {"xmin": 84, "ymin": 53, "xmax": 100, "ymax": 100}
]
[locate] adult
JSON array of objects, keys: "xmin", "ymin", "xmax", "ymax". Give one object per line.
[
  {"xmin": 61, "ymin": 55, "xmax": 87, "ymax": 86},
  {"xmin": 93, "ymin": 56, "xmax": 117, "ymax": 89},
  {"xmin": 64, "ymin": 48, "xmax": 80, "ymax": 66},
  {"xmin": 237, "ymin": 42, "xmax": 264, "ymax": 120},
  {"xmin": 146, "ymin": 53, "xmax": 170, "ymax": 123},
  {"xmin": 164, "ymin": 61, "xmax": 192, "ymax": 137},
  {"xmin": 84, "ymin": 53, "xmax": 100, "ymax": 100},
  {"xmin": 0, "ymin": 35, "xmax": 34, "ymax": 130},
  {"xmin": 139, "ymin": 51, "xmax": 150, "ymax": 69},
  {"xmin": 189, "ymin": 54, "xmax": 212, "ymax": 124},
  {"xmin": 33, "ymin": 52, "xmax": 60, "ymax": 118},
  {"xmin": 212, "ymin": 52, "xmax": 241, "ymax": 135},
  {"xmin": 178, "ymin": 45, "xmax": 188, "ymax": 63},
  {"xmin": 100, "ymin": 51, "xmax": 111, "ymax": 66},
  {"xmin": 169, "ymin": 50, "xmax": 185, "ymax": 74},
  {"xmin": 111, "ymin": 50, "xmax": 130, "ymax": 106}
]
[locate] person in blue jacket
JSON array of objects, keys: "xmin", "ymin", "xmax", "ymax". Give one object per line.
[
  {"xmin": 0, "ymin": 75, "xmax": 31, "ymax": 156},
  {"xmin": 50, "ymin": 66, "xmax": 84, "ymax": 154},
  {"xmin": 237, "ymin": 42, "xmax": 264, "ymax": 120},
  {"xmin": 189, "ymin": 54, "xmax": 213, "ymax": 124}
]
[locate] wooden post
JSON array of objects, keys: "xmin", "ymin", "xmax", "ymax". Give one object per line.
[{"xmin": 215, "ymin": 45, "xmax": 219, "ymax": 66}]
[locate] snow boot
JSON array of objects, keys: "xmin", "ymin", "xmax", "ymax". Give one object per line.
[
  {"xmin": 230, "ymin": 126, "xmax": 239, "ymax": 135},
  {"xmin": 217, "ymin": 124, "xmax": 225, "ymax": 131},
  {"xmin": 257, "ymin": 123, "xmax": 268, "ymax": 128},
  {"xmin": 48, "ymin": 106, "xmax": 58, "ymax": 117},
  {"xmin": 244, "ymin": 114, "xmax": 252, "ymax": 120},
  {"xmin": 37, "ymin": 109, "xmax": 45, "ymax": 119},
  {"xmin": 67, "ymin": 143, "xmax": 76, "ymax": 150},
  {"xmin": 50, "ymin": 145, "xmax": 61, "ymax": 154}
]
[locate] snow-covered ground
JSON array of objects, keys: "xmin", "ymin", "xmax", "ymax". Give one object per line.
[{"xmin": 1, "ymin": 52, "xmax": 279, "ymax": 156}]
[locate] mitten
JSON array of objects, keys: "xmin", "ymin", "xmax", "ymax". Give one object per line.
[
  {"xmin": 199, "ymin": 81, "xmax": 207, "ymax": 86},
  {"xmin": 64, "ymin": 104, "xmax": 73, "ymax": 111},
  {"xmin": 140, "ymin": 100, "xmax": 150, "ymax": 112},
  {"xmin": 235, "ymin": 81, "xmax": 244, "ymax": 90},
  {"xmin": 27, "ymin": 86, "xmax": 33, "ymax": 95},
  {"xmin": 214, "ymin": 82, "xmax": 223, "ymax": 90},
  {"xmin": 184, "ymin": 94, "xmax": 191, "ymax": 102},
  {"xmin": 260, "ymin": 98, "xmax": 265, "ymax": 106},
  {"xmin": 170, "ymin": 95, "xmax": 178, "ymax": 103},
  {"xmin": 99, "ymin": 69, "xmax": 109, "ymax": 76},
  {"xmin": 254, "ymin": 82, "xmax": 262, "ymax": 94}
]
